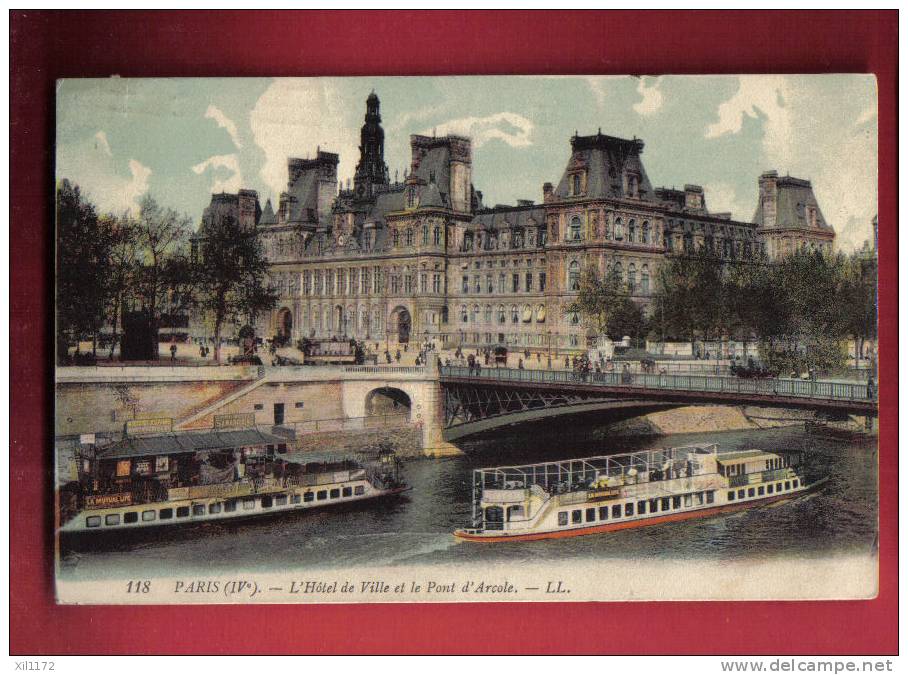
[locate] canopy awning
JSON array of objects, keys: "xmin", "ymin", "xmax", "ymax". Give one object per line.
[{"xmin": 97, "ymin": 428, "xmax": 289, "ymax": 460}]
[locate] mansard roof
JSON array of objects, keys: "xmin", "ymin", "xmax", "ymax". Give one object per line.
[
  {"xmin": 471, "ymin": 204, "xmax": 545, "ymax": 230},
  {"xmin": 259, "ymin": 199, "xmax": 277, "ymax": 225},
  {"xmin": 753, "ymin": 173, "xmax": 833, "ymax": 231},
  {"xmin": 554, "ymin": 132, "xmax": 654, "ymax": 201}
]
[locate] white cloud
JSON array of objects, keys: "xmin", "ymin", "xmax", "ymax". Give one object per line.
[
  {"xmin": 705, "ymin": 182, "xmax": 751, "ymax": 221},
  {"xmin": 94, "ymin": 131, "xmax": 112, "ymax": 156},
  {"xmin": 706, "ymin": 75, "xmax": 877, "ymax": 252},
  {"xmin": 205, "ymin": 105, "xmax": 243, "ymax": 149},
  {"xmin": 426, "ymin": 112, "xmax": 533, "ymax": 149},
  {"xmin": 250, "ymin": 79, "xmax": 357, "ymax": 196},
  {"xmin": 56, "ymin": 132, "xmax": 151, "ymax": 214},
  {"xmin": 192, "ymin": 153, "xmax": 243, "ymax": 194},
  {"xmin": 633, "ymin": 77, "xmax": 663, "ymax": 116}
]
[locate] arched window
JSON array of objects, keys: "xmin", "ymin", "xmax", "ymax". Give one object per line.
[
  {"xmin": 570, "ymin": 216, "xmax": 582, "ymax": 241},
  {"xmin": 460, "ymin": 305, "xmax": 468, "ymax": 323},
  {"xmin": 641, "ymin": 265, "xmax": 650, "ymax": 295},
  {"xmin": 511, "ymin": 305, "xmax": 519, "ymax": 324},
  {"xmin": 628, "ymin": 219, "xmax": 636, "ymax": 243},
  {"xmin": 497, "ymin": 305, "xmax": 506, "ymax": 324},
  {"xmin": 614, "ymin": 261, "xmax": 623, "ymax": 283},
  {"xmin": 568, "ymin": 310, "xmax": 580, "ymax": 326},
  {"xmin": 522, "ymin": 304, "xmax": 532, "ymax": 323},
  {"xmin": 471, "ymin": 305, "xmax": 480, "ymax": 324},
  {"xmin": 405, "ymin": 228, "xmax": 414, "ymax": 246},
  {"xmin": 433, "ymin": 225, "xmax": 441, "ymax": 245},
  {"xmin": 614, "ymin": 218, "xmax": 624, "ymax": 240},
  {"xmin": 484, "ymin": 305, "xmax": 492, "ymax": 323},
  {"xmin": 568, "ymin": 260, "xmax": 581, "ymax": 291},
  {"xmin": 642, "ymin": 221, "xmax": 650, "ymax": 244},
  {"xmin": 463, "ymin": 232, "xmax": 473, "ymax": 251},
  {"xmin": 422, "ymin": 224, "xmax": 429, "ymax": 245},
  {"xmin": 627, "ymin": 264, "xmax": 637, "ymax": 292},
  {"xmin": 536, "ymin": 304, "xmax": 546, "ymax": 323}
]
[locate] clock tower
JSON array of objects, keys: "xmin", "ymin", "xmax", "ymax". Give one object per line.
[{"xmin": 353, "ymin": 91, "xmax": 390, "ymax": 200}]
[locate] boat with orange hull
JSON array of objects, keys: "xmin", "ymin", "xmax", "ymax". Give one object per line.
[{"xmin": 454, "ymin": 444, "xmax": 825, "ymax": 542}]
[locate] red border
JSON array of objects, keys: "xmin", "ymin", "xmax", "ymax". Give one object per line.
[{"xmin": 10, "ymin": 10, "xmax": 897, "ymax": 655}]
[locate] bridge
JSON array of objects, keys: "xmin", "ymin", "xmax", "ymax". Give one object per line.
[{"xmin": 438, "ymin": 365, "xmax": 877, "ymax": 442}]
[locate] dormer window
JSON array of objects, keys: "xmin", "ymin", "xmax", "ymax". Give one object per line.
[
  {"xmin": 572, "ymin": 174, "xmax": 581, "ymax": 196},
  {"xmin": 625, "ymin": 173, "xmax": 640, "ymax": 198},
  {"xmin": 407, "ymin": 186, "xmax": 418, "ymax": 209}
]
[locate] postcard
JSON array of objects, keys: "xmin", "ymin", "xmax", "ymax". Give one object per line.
[{"xmin": 53, "ymin": 75, "xmax": 879, "ymax": 604}]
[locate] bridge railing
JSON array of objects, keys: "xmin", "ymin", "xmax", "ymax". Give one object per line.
[{"xmin": 439, "ymin": 366, "xmax": 877, "ymax": 403}]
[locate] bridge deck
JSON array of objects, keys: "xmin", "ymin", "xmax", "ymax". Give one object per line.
[{"xmin": 439, "ymin": 365, "xmax": 877, "ymax": 416}]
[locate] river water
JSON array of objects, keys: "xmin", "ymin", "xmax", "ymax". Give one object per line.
[{"xmin": 58, "ymin": 424, "xmax": 877, "ymax": 581}]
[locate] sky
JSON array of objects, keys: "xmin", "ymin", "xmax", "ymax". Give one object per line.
[{"xmin": 56, "ymin": 75, "xmax": 878, "ymax": 251}]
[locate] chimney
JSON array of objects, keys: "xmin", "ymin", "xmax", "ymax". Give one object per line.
[{"xmin": 543, "ymin": 182, "xmax": 554, "ymax": 203}]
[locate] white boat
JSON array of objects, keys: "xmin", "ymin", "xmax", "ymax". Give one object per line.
[{"xmin": 454, "ymin": 444, "xmax": 824, "ymax": 542}]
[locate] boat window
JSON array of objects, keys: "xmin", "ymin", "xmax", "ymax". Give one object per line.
[
  {"xmin": 612, "ymin": 504, "xmax": 622, "ymax": 519},
  {"xmin": 683, "ymin": 494, "xmax": 692, "ymax": 507},
  {"xmin": 330, "ymin": 489, "xmax": 340, "ymax": 499},
  {"xmin": 304, "ymin": 492, "xmax": 314, "ymax": 502},
  {"xmin": 637, "ymin": 500, "xmax": 646, "ymax": 515},
  {"xmin": 317, "ymin": 490, "xmax": 328, "ymax": 500},
  {"xmin": 159, "ymin": 508, "xmax": 173, "ymax": 520},
  {"xmin": 706, "ymin": 491, "xmax": 715, "ymax": 504},
  {"xmin": 209, "ymin": 502, "xmax": 222, "ymax": 514},
  {"xmin": 784, "ymin": 481, "xmax": 791, "ymax": 490},
  {"xmin": 625, "ymin": 503, "xmax": 634, "ymax": 517},
  {"xmin": 571, "ymin": 510, "xmax": 582, "ymax": 524},
  {"xmin": 748, "ymin": 488, "xmax": 755, "ymax": 498},
  {"xmin": 660, "ymin": 497, "xmax": 670, "ymax": 512},
  {"xmin": 276, "ymin": 495, "xmax": 288, "ymax": 506},
  {"xmin": 177, "ymin": 506, "xmax": 190, "ymax": 518},
  {"xmin": 793, "ymin": 479, "xmax": 799, "ymax": 488},
  {"xmin": 243, "ymin": 499, "xmax": 255, "ymax": 511},
  {"xmin": 776, "ymin": 482, "xmax": 783, "ymax": 492},
  {"xmin": 342, "ymin": 487, "xmax": 353, "ymax": 498},
  {"xmin": 105, "ymin": 514, "xmax": 120, "ymax": 526},
  {"xmin": 86, "ymin": 516, "xmax": 101, "ymax": 528},
  {"xmin": 558, "ymin": 512, "xmax": 568, "ymax": 526},
  {"xmin": 599, "ymin": 506, "xmax": 609, "ymax": 520},
  {"xmin": 225, "ymin": 500, "xmax": 237, "ymax": 512},
  {"xmin": 696, "ymin": 492, "xmax": 704, "ymax": 505},
  {"xmin": 672, "ymin": 496, "xmax": 681, "ymax": 510},
  {"xmin": 585, "ymin": 508, "xmax": 596, "ymax": 522},
  {"xmin": 291, "ymin": 494, "xmax": 301, "ymax": 504},
  {"xmin": 737, "ymin": 489, "xmax": 745, "ymax": 499},
  {"xmin": 142, "ymin": 510, "xmax": 156, "ymax": 522},
  {"xmin": 757, "ymin": 486, "xmax": 765, "ymax": 496},
  {"xmin": 728, "ymin": 491, "xmax": 735, "ymax": 501},
  {"xmin": 767, "ymin": 484, "xmax": 774, "ymax": 494},
  {"xmin": 354, "ymin": 486, "xmax": 365, "ymax": 496},
  {"xmin": 124, "ymin": 512, "xmax": 138, "ymax": 524},
  {"xmin": 649, "ymin": 499, "xmax": 658, "ymax": 513},
  {"xmin": 261, "ymin": 496, "xmax": 273, "ymax": 508},
  {"xmin": 192, "ymin": 504, "xmax": 205, "ymax": 516}
]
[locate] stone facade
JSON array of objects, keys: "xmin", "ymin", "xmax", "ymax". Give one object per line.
[{"xmin": 194, "ymin": 94, "xmax": 836, "ymax": 354}]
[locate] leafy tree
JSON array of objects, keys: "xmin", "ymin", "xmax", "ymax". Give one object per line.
[
  {"xmin": 195, "ymin": 214, "xmax": 278, "ymax": 362},
  {"xmin": 55, "ymin": 179, "xmax": 115, "ymax": 363},
  {"xmin": 651, "ymin": 251, "xmax": 723, "ymax": 348},
  {"xmin": 839, "ymin": 252, "xmax": 878, "ymax": 370},
  {"xmin": 566, "ymin": 266, "xmax": 626, "ymax": 336},
  {"xmin": 606, "ymin": 296, "xmax": 646, "ymax": 342}
]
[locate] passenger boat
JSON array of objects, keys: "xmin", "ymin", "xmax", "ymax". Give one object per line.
[
  {"xmin": 58, "ymin": 415, "xmax": 407, "ymax": 535},
  {"xmin": 454, "ymin": 444, "xmax": 825, "ymax": 542}
]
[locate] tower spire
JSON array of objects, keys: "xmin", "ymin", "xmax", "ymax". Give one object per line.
[{"xmin": 354, "ymin": 91, "xmax": 389, "ymax": 199}]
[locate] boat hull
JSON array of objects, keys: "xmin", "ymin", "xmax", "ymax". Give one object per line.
[{"xmin": 454, "ymin": 478, "xmax": 827, "ymax": 543}]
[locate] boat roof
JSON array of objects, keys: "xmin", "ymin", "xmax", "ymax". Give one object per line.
[
  {"xmin": 97, "ymin": 428, "xmax": 289, "ymax": 459},
  {"xmin": 475, "ymin": 444, "xmax": 719, "ymax": 475},
  {"xmin": 715, "ymin": 449, "xmax": 781, "ymax": 463}
]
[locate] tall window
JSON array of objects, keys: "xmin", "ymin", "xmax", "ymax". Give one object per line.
[
  {"xmin": 570, "ymin": 216, "xmax": 582, "ymax": 241},
  {"xmin": 525, "ymin": 272, "xmax": 533, "ymax": 292},
  {"xmin": 363, "ymin": 231, "xmax": 372, "ymax": 249},
  {"xmin": 486, "ymin": 274, "xmax": 493, "ymax": 294},
  {"xmin": 568, "ymin": 310, "xmax": 580, "ymax": 326},
  {"xmin": 473, "ymin": 275, "xmax": 481, "ymax": 294},
  {"xmin": 627, "ymin": 264, "xmax": 637, "ymax": 293},
  {"xmin": 462, "ymin": 275, "xmax": 469, "ymax": 293},
  {"xmin": 512, "ymin": 273, "xmax": 519, "ymax": 293},
  {"xmin": 460, "ymin": 305, "xmax": 468, "ymax": 323},
  {"xmin": 498, "ymin": 273, "xmax": 506, "ymax": 293},
  {"xmin": 568, "ymin": 261, "xmax": 580, "ymax": 291},
  {"xmin": 614, "ymin": 218, "xmax": 623, "ymax": 240},
  {"xmin": 572, "ymin": 174, "xmax": 582, "ymax": 196},
  {"xmin": 539, "ymin": 272, "xmax": 547, "ymax": 292},
  {"xmin": 433, "ymin": 225, "xmax": 441, "ymax": 245},
  {"xmin": 433, "ymin": 274, "xmax": 441, "ymax": 294},
  {"xmin": 472, "ymin": 305, "xmax": 480, "ymax": 323},
  {"xmin": 420, "ymin": 273, "xmax": 427, "ymax": 293},
  {"xmin": 511, "ymin": 305, "xmax": 519, "ymax": 323},
  {"xmin": 407, "ymin": 187, "xmax": 417, "ymax": 209},
  {"xmin": 613, "ymin": 262, "xmax": 623, "ymax": 284},
  {"xmin": 392, "ymin": 230, "xmax": 399, "ymax": 248},
  {"xmin": 405, "ymin": 228, "xmax": 414, "ymax": 246},
  {"xmin": 641, "ymin": 265, "xmax": 650, "ymax": 295},
  {"xmin": 422, "ymin": 224, "xmax": 429, "ymax": 245},
  {"xmin": 642, "ymin": 221, "xmax": 650, "ymax": 245},
  {"xmin": 484, "ymin": 305, "xmax": 492, "ymax": 323},
  {"xmin": 628, "ymin": 220, "xmax": 636, "ymax": 243},
  {"xmin": 498, "ymin": 305, "xmax": 506, "ymax": 324}
]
